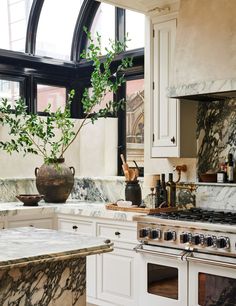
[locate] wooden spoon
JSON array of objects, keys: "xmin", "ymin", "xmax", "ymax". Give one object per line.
[{"xmin": 120, "ymin": 154, "xmax": 129, "ymax": 171}]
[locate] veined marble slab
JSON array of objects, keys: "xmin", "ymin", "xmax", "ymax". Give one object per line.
[
  {"xmin": 0, "ymin": 227, "xmax": 112, "ymax": 269},
  {"xmin": 0, "ymin": 201, "xmax": 140, "ymax": 221},
  {"xmin": 196, "ymin": 185, "xmax": 236, "ymax": 211},
  {"xmin": 168, "ymin": 78, "xmax": 236, "ymax": 98}
]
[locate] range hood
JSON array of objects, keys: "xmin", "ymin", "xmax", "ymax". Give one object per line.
[{"xmin": 169, "ymin": 0, "xmax": 236, "ymax": 101}]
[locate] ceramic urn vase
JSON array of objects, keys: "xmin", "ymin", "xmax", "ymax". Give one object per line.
[{"xmin": 35, "ymin": 158, "xmax": 75, "ymax": 203}]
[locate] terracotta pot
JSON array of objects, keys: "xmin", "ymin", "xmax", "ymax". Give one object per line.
[{"xmin": 35, "ymin": 158, "xmax": 75, "ymax": 203}]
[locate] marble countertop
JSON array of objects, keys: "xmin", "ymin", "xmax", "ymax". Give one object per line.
[
  {"xmin": 0, "ymin": 227, "xmax": 113, "ymax": 269},
  {"xmin": 0, "ymin": 200, "xmax": 141, "ymax": 221}
]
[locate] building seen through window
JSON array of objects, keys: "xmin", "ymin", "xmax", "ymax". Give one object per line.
[{"xmin": 126, "ymin": 79, "xmax": 144, "ymax": 168}]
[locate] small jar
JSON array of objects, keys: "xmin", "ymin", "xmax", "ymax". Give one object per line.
[{"xmin": 125, "ymin": 181, "xmax": 142, "ymax": 206}]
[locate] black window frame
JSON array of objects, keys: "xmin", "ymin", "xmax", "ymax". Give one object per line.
[{"xmin": 0, "ymin": 0, "xmax": 144, "ymax": 176}]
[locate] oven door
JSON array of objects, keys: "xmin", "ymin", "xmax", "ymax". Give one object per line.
[
  {"xmin": 135, "ymin": 244, "xmax": 188, "ymax": 306},
  {"xmin": 187, "ymin": 252, "xmax": 236, "ymax": 306}
]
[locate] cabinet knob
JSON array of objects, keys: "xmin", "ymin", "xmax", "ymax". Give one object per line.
[
  {"xmin": 170, "ymin": 136, "xmax": 175, "ymax": 143},
  {"xmin": 115, "ymin": 231, "xmax": 121, "ymax": 236},
  {"xmin": 72, "ymin": 225, "xmax": 78, "ymax": 230}
]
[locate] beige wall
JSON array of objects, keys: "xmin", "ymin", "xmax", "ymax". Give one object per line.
[
  {"xmin": 173, "ymin": 0, "xmax": 236, "ymax": 86},
  {"xmin": 0, "ymin": 118, "xmax": 118, "ymax": 178}
]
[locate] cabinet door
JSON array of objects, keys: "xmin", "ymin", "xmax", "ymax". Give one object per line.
[
  {"xmin": 57, "ymin": 217, "xmax": 95, "ymax": 299},
  {"xmin": 97, "ymin": 247, "xmax": 138, "ymax": 306},
  {"xmin": 152, "ymin": 19, "xmax": 178, "ymax": 157}
]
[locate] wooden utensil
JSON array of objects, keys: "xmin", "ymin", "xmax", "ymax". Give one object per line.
[
  {"xmin": 120, "ymin": 154, "xmax": 129, "ymax": 171},
  {"xmin": 128, "ymin": 168, "xmax": 137, "ymax": 181}
]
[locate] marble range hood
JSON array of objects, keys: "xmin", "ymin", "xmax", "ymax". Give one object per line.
[{"xmin": 168, "ymin": 0, "xmax": 236, "ymax": 101}]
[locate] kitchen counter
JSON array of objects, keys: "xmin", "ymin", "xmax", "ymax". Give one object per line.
[{"xmin": 0, "ymin": 227, "xmax": 113, "ymax": 306}]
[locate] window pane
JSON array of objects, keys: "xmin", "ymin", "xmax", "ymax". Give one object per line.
[
  {"xmin": 126, "ymin": 79, "xmax": 144, "ymax": 167},
  {"xmin": 0, "ymin": 79, "xmax": 20, "ymax": 107},
  {"xmin": 126, "ymin": 10, "xmax": 145, "ymax": 50},
  {"xmin": 36, "ymin": 0, "xmax": 83, "ymax": 60},
  {"xmin": 37, "ymin": 84, "xmax": 66, "ymax": 112},
  {"xmin": 0, "ymin": 0, "xmax": 33, "ymax": 52},
  {"xmin": 89, "ymin": 3, "xmax": 115, "ymax": 55}
]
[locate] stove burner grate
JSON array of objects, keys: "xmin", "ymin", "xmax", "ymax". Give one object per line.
[{"xmin": 153, "ymin": 208, "xmax": 236, "ymax": 224}]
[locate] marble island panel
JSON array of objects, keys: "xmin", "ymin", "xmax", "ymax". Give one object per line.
[
  {"xmin": 0, "ymin": 227, "xmax": 113, "ymax": 269},
  {"xmin": 0, "ymin": 227, "xmax": 113, "ymax": 306}
]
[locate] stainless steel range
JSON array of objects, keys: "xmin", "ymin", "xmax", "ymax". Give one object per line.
[{"xmin": 134, "ymin": 208, "xmax": 236, "ymax": 306}]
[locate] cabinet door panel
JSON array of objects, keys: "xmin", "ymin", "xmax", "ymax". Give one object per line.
[
  {"xmin": 57, "ymin": 217, "xmax": 95, "ymax": 299},
  {"xmin": 152, "ymin": 19, "xmax": 178, "ymax": 157},
  {"xmin": 97, "ymin": 248, "xmax": 137, "ymax": 306}
]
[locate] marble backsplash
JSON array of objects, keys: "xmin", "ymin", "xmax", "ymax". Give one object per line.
[
  {"xmin": 0, "ymin": 176, "xmax": 235, "ymax": 211},
  {"xmin": 197, "ymin": 98, "xmax": 236, "ymax": 175}
]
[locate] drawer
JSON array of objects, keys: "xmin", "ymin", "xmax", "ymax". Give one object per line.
[
  {"xmin": 58, "ymin": 219, "xmax": 93, "ymax": 235},
  {"xmin": 97, "ymin": 223, "xmax": 137, "ymax": 244},
  {"xmin": 8, "ymin": 218, "xmax": 53, "ymax": 229}
]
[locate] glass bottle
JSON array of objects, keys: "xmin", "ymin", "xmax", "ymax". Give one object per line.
[
  {"xmin": 227, "ymin": 153, "xmax": 234, "ymax": 183},
  {"xmin": 167, "ymin": 173, "xmax": 176, "ymax": 207}
]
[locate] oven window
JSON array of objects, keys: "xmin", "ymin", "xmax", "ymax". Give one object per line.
[
  {"xmin": 198, "ymin": 273, "xmax": 236, "ymax": 306},
  {"xmin": 147, "ymin": 263, "xmax": 178, "ymax": 300}
]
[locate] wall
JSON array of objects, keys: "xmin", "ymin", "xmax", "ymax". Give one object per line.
[{"xmin": 0, "ymin": 118, "xmax": 118, "ymax": 178}]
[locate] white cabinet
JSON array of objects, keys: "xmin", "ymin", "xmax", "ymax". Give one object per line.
[
  {"xmin": 57, "ymin": 215, "xmax": 96, "ymax": 300},
  {"xmin": 96, "ymin": 222, "xmax": 138, "ymax": 306},
  {"xmin": 57, "ymin": 215, "xmax": 138, "ymax": 306},
  {"xmin": 151, "ymin": 17, "xmax": 197, "ymax": 158}
]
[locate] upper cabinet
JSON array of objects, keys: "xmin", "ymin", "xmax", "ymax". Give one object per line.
[{"xmin": 150, "ymin": 15, "xmax": 197, "ymax": 158}]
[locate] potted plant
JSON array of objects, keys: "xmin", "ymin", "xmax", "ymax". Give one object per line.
[{"xmin": 0, "ymin": 30, "xmax": 132, "ymax": 203}]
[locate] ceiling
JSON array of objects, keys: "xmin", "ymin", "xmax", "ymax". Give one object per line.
[{"xmin": 98, "ymin": 0, "xmax": 178, "ymax": 14}]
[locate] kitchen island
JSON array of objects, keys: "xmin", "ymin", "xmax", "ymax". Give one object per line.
[{"xmin": 0, "ymin": 227, "xmax": 113, "ymax": 306}]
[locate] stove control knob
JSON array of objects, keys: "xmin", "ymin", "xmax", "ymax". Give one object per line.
[
  {"xmin": 180, "ymin": 233, "xmax": 188, "ymax": 244},
  {"xmin": 149, "ymin": 229, "xmax": 161, "ymax": 239},
  {"xmin": 139, "ymin": 228, "xmax": 149, "ymax": 238},
  {"xmin": 204, "ymin": 236, "xmax": 213, "ymax": 247},
  {"xmin": 192, "ymin": 234, "xmax": 201, "ymax": 245},
  {"xmin": 164, "ymin": 231, "xmax": 176, "ymax": 241},
  {"xmin": 216, "ymin": 237, "xmax": 230, "ymax": 249}
]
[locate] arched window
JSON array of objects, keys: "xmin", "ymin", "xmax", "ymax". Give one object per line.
[
  {"xmin": 0, "ymin": 0, "xmax": 33, "ymax": 52},
  {"xmin": 89, "ymin": 3, "xmax": 115, "ymax": 55},
  {"xmin": 36, "ymin": 0, "xmax": 83, "ymax": 60},
  {"xmin": 126, "ymin": 10, "xmax": 145, "ymax": 50},
  {"xmin": 0, "ymin": 0, "xmax": 145, "ymax": 175}
]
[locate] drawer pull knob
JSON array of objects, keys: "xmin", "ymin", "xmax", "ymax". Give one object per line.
[
  {"xmin": 115, "ymin": 231, "xmax": 121, "ymax": 236},
  {"xmin": 29, "ymin": 224, "xmax": 34, "ymax": 227},
  {"xmin": 72, "ymin": 225, "xmax": 78, "ymax": 230},
  {"xmin": 170, "ymin": 136, "xmax": 175, "ymax": 144}
]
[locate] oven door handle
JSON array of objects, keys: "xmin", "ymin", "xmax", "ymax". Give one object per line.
[
  {"xmin": 186, "ymin": 253, "xmax": 236, "ymax": 269},
  {"xmin": 134, "ymin": 244, "xmax": 187, "ymax": 261}
]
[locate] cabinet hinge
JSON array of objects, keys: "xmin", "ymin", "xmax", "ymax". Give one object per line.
[
  {"xmin": 153, "ymin": 82, "xmax": 155, "ymax": 90},
  {"xmin": 153, "ymin": 134, "xmax": 155, "ymax": 142},
  {"xmin": 153, "ymin": 29, "xmax": 155, "ymax": 38}
]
